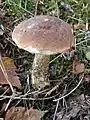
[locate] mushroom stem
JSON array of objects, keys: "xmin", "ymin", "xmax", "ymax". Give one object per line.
[{"xmin": 32, "ymin": 53, "xmax": 50, "ymax": 88}]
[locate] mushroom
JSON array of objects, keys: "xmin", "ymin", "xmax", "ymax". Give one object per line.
[{"xmin": 12, "ymin": 15, "xmax": 74, "ymax": 89}]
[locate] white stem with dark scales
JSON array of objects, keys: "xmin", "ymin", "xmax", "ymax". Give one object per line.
[{"xmin": 32, "ymin": 53, "xmax": 50, "ymax": 88}]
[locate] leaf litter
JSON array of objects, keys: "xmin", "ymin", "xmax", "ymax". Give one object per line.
[
  {"xmin": 5, "ymin": 107, "xmax": 42, "ymax": 120},
  {"xmin": 0, "ymin": 57, "xmax": 21, "ymax": 89}
]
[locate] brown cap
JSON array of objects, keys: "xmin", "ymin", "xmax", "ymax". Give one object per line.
[{"xmin": 12, "ymin": 15, "xmax": 74, "ymax": 55}]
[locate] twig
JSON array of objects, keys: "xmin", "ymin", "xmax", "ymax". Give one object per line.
[
  {"xmin": 45, "ymin": 84, "xmax": 59, "ymax": 97},
  {"xmin": 0, "ymin": 92, "xmax": 60, "ymax": 101},
  {"xmin": 0, "ymin": 87, "xmax": 9, "ymax": 97},
  {"xmin": 53, "ymin": 75, "xmax": 84, "ymax": 101},
  {"xmin": 5, "ymin": 96, "xmax": 13, "ymax": 111},
  {"xmin": 20, "ymin": 88, "xmax": 49, "ymax": 98},
  {"xmin": 53, "ymin": 100, "xmax": 59, "ymax": 120}
]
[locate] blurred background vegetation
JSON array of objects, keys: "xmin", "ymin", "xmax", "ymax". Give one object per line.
[{"xmin": 2, "ymin": 0, "xmax": 90, "ymax": 23}]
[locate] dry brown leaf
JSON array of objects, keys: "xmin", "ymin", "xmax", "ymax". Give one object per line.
[
  {"xmin": 0, "ymin": 57, "xmax": 21, "ymax": 89},
  {"xmin": 5, "ymin": 107, "xmax": 42, "ymax": 120},
  {"xmin": 73, "ymin": 24, "xmax": 86, "ymax": 30},
  {"xmin": 84, "ymin": 75, "xmax": 90, "ymax": 82},
  {"xmin": 73, "ymin": 59, "xmax": 85, "ymax": 75}
]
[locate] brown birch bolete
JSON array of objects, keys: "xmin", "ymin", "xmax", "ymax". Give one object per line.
[{"xmin": 12, "ymin": 15, "xmax": 74, "ymax": 89}]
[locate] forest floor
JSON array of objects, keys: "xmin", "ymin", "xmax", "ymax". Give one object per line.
[{"xmin": 0, "ymin": 0, "xmax": 90, "ymax": 120}]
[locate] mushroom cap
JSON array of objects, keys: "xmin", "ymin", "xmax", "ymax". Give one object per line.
[{"xmin": 12, "ymin": 15, "xmax": 74, "ymax": 55}]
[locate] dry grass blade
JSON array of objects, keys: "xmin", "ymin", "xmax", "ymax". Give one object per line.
[{"xmin": 35, "ymin": 0, "xmax": 39, "ymax": 16}]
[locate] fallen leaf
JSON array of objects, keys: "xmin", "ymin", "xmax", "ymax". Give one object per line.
[
  {"xmin": 73, "ymin": 58, "xmax": 85, "ymax": 74},
  {"xmin": 0, "ymin": 57, "xmax": 21, "ymax": 89},
  {"xmin": 5, "ymin": 107, "xmax": 42, "ymax": 120},
  {"xmin": 73, "ymin": 24, "xmax": 86, "ymax": 30},
  {"xmin": 84, "ymin": 75, "xmax": 90, "ymax": 82}
]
